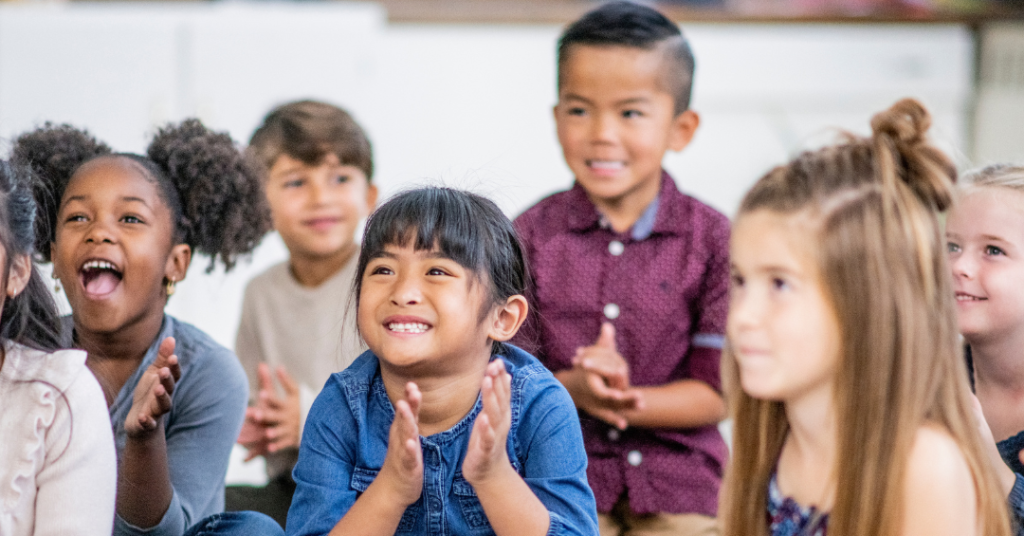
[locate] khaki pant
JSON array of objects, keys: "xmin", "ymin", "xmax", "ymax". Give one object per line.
[{"xmin": 597, "ymin": 495, "xmax": 720, "ymax": 536}]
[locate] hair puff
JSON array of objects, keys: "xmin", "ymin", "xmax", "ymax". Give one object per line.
[
  {"xmin": 9, "ymin": 123, "xmax": 112, "ymax": 261},
  {"xmin": 147, "ymin": 119, "xmax": 272, "ymax": 272}
]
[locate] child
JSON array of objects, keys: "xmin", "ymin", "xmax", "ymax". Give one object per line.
[
  {"xmin": 720, "ymin": 98, "xmax": 1010, "ymax": 536},
  {"xmin": 0, "ymin": 159, "xmax": 116, "ymax": 536},
  {"xmin": 12, "ymin": 120, "xmax": 278, "ymax": 536},
  {"xmin": 513, "ymin": 3, "xmax": 728, "ymax": 534},
  {"xmin": 946, "ymin": 164, "xmax": 1024, "ymax": 533},
  {"xmin": 285, "ymin": 187, "xmax": 598, "ymax": 536},
  {"xmin": 231, "ymin": 100, "xmax": 377, "ymax": 524}
]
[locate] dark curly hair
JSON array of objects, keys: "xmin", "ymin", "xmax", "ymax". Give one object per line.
[{"xmin": 11, "ymin": 119, "xmax": 272, "ymax": 273}]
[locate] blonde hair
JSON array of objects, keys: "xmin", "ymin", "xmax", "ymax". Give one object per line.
[
  {"xmin": 720, "ymin": 98, "xmax": 1011, "ymax": 536},
  {"xmin": 961, "ymin": 163, "xmax": 1024, "ymax": 193}
]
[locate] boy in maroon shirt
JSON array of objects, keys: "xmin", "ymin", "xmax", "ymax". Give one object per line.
[{"xmin": 513, "ymin": 3, "xmax": 729, "ymax": 535}]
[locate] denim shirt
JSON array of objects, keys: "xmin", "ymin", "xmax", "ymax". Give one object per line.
[{"xmin": 286, "ymin": 345, "xmax": 599, "ymax": 536}]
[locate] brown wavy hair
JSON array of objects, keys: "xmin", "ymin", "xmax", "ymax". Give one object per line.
[{"xmin": 720, "ymin": 98, "xmax": 1011, "ymax": 536}]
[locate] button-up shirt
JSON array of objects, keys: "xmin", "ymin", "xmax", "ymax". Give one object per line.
[
  {"xmin": 286, "ymin": 345, "xmax": 598, "ymax": 536},
  {"xmin": 513, "ymin": 171, "xmax": 730, "ymax": 517}
]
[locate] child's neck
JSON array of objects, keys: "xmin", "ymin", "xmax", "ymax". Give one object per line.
[
  {"xmin": 588, "ymin": 175, "xmax": 661, "ymax": 234},
  {"xmin": 77, "ymin": 308, "xmax": 166, "ymax": 405},
  {"xmin": 971, "ymin": 329, "xmax": 1024, "ymax": 392},
  {"xmin": 382, "ymin": 359, "xmax": 490, "ymax": 438},
  {"xmin": 289, "ymin": 242, "xmax": 358, "ymax": 288},
  {"xmin": 779, "ymin": 386, "xmax": 838, "ymax": 509}
]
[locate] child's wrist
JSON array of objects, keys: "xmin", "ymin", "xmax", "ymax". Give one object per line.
[{"xmin": 465, "ymin": 459, "xmax": 518, "ymax": 495}]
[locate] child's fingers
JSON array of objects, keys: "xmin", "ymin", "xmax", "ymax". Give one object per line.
[
  {"xmin": 589, "ymin": 407, "xmax": 628, "ymax": 430},
  {"xmin": 276, "ymin": 367, "xmax": 300, "ymax": 396},
  {"xmin": 152, "ymin": 380, "xmax": 173, "ymax": 416},
  {"xmin": 257, "ymin": 363, "xmax": 276, "ymax": 394},
  {"xmin": 166, "ymin": 354, "xmax": 182, "ymax": 382},
  {"xmin": 259, "ymin": 388, "xmax": 286, "ymax": 410},
  {"xmin": 585, "ymin": 371, "xmax": 630, "ymax": 402},
  {"xmin": 157, "ymin": 367, "xmax": 177, "ymax": 398}
]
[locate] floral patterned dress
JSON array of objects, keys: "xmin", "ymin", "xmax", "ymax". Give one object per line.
[{"xmin": 767, "ymin": 472, "xmax": 829, "ymax": 536}]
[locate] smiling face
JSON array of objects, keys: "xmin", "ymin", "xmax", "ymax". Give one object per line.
[
  {"xmin": 727, "ymin": 210, "xmax": 842, "ymax": 405},
  {"xmin": 52, "ymin": 157, "xmax": 190, "ymax": 335},
  {"xmin": 554, "ymin": 44, "xmax": 697, "ymax": 212},
  {"xmin": 946, "ymin": 187, "xmax": 1024, "ymax": 344},
  {"xmin": 357, "ymin": 242, "xmax": 502, "ymax": 377},
  {"xmin": 265, "ymin": 152, "xmax": 377, "ymax": 266}
]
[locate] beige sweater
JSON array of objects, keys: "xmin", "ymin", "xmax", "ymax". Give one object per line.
[
  {"xmin": 235, "ymin": 256, "xmax": 365, "ymax": 479},
  {"xmin": 0, "ymin": 343, "xmax": 116, "ymax": 536}
]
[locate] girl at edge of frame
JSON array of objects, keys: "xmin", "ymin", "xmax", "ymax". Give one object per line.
[
  {"xmin": 11, "ymin": 120, "xmax": 282, "ymax": 536},
  {"xmin": 719, "ymin": 98, "xmax": 1011, "ymax": 536},
  {"xmin": 0, "ymin": 158, "xmax": 116, "ymax": 536},
  {"xmin": 285, "ymin": 187, "xmax": 598, "ymax": 536},
  {"xmin": 947, "ymin": 163, "xmax": 1024, "ymax": 535}
]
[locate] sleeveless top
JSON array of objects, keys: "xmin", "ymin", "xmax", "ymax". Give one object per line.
[{"xmin": 768, "ymin": 472, "xmax": 829, "ymax": 536}]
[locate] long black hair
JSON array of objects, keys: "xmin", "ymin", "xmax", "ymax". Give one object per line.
[{"xmin": 0, "ymin": 160, "xmax": 61, "ymax": 352}]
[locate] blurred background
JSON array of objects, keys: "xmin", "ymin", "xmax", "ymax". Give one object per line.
[{"xmin": 1, "ymin": 0, "xmax": 1022, "ymax": 478}]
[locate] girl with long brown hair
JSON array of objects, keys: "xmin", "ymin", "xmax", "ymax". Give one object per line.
[{"xmin": 721, "ymin": 98, "xmax": 1011, "ymax": 536}]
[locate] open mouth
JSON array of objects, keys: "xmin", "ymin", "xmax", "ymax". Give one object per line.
[
  {"xmin": 79, "ymin": 259, "xmax": 123, "ymax": 298},
  {"xmin": 955, "ymin": 292, "xmax": 986, "ymax": 302},
  {"xmin": 587, "ymin": 160, "xmax": 625, "ymax": 172}
]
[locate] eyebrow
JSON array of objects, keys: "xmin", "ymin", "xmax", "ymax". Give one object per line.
[
  {"xmin": 62, "ymin": 195, "xmax": 152, "ymax": 208},
  {"xmin": 561, "ymin": 93, "xmax": 652, "ymax": 107}
]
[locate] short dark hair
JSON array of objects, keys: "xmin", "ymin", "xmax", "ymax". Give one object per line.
[
  {"xmin": 354, "ymin": 187, "xmax": 529, "ymax": 355},
  {"xmin": 557, "ymin": 1, "xmax": 696, "ymax": 114},
  {"xmin": 248, "ymin": 100, "xmax": 374, "ymax": 182}
]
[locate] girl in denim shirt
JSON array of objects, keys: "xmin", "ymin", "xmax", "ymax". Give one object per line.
[
  {"xmin": 720, "ymin": 99, "xmax": 1011, "ymax": 536},
  {"xmin": 286, "ymin": 187, "xmax": 598, "ymax": 536}
]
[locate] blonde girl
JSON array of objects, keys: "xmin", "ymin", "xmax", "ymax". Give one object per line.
[
  {"xmin": 947, "ymin": 164, "xmax": 1024, "ymax": 533},
  {"xmin": 721, "ymin": 98, "xmax": 1010, "ymax": 536}
]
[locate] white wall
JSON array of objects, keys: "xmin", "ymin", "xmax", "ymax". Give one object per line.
[{"xmin": 0, "ymin": 3, "xmax": 974, "ymax": 351}]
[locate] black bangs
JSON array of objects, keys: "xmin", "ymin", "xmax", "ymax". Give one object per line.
[{"xmin": 355, "ymin": 187, "xmax": 528, "ymax": 310}]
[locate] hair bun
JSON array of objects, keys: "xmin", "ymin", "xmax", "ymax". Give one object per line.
[
  {"xmin": 870, "ymin": 98, "xmax": 930, "ymax": 148},
  {"xmin": 869, "ymin": 98, "xmax": 956, "ymax": 212}
]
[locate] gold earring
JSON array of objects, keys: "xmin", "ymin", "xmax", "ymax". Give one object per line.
[
  {"xmin": 165, "ymin": 278, "xmax": 176, "ymax": 297},
  {"xmin": 52, "ymin": 272, "xmax": 61, "ymax": 293}
]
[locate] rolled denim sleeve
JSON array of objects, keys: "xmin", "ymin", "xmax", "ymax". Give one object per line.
[
  {"xmin": 515, "ymin": 364, "xmax": 599, "ymax": 536},
  {"xmin": 286, "ymin": 376, "xmax": 359, "ymax": 536}
]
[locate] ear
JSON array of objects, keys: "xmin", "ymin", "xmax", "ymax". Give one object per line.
[
  {"xmin": 365, "ymin": 183, "xmax": 379, "ymax": 211},
  {"xmin": 486, "ymin": 294, "xmax": 529, "ymax": 343},
  {"xmin": 668, "ymin": 110, "xmax": 700, "ymax": 152},
  {"xmin": 6, "ymin": 254, "xmax": 32, "ymax": 298},
  {"xmin": 164, "ymin": 244, "xmax": 192, "ymax": 285}
]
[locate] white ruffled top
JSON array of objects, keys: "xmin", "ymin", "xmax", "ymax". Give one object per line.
[{"xmin": 0, "ymin": 342, "xmax": 116, "ymax": 536}]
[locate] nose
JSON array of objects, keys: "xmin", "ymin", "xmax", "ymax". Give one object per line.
[
  {"xmin": 591, "ymin": 112, "xmax": 618, "ymax": 144},
  {"xmin": 950, "ymin": 250, "xmax": 975, "ymax": 280},
  {"xmin": 309, "ymin": 179, "xmax": 327, "ymax": 206},
  {"xmin": 390, "ymin": 272, "xmax": 422, "ymax": 306},
  {"xmin": 84, "ymin": 220, "xmax": 116, "ymax": 245}
]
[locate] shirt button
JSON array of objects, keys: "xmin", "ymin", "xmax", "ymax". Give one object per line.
[
  {"xmin": 627, "ymin": 450, "xmax": 642, "ymax": 466},
  {"xmin": 607, "ymin": 429, "xmax": 620, "ymax": 441},
  {"xmin": 603, "ymin": 303, "xmax": 620, "ymax": 320},
  {"xmin": 608, "ymin": 240, "xmax": 625, "ymax": 256}
]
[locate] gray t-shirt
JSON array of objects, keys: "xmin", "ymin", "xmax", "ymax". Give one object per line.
[
  {"xmin": 61, "ymin": 315, "xmax": 248, "ymax": 536},
  {"xmin": 234, "ymin": 255, "xmax": 364, "ymax": 479}
]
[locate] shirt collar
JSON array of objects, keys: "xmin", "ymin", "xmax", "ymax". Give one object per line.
[{"xmin": 565, "ymin": 170, "xmax": 687, "ymax": 238}]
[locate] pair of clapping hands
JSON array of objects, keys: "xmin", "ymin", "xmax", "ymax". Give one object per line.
[
  {"xmin": 567, "ymin": 323, "xmax": 644, "ymax": 430},
  {"xmin": 239, "ymin": 363, "xmax": 302, "ymax": 460}
]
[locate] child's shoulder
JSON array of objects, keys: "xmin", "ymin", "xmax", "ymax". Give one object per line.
[
  {"xmin": 514, "ymin": 185, "xmax": 592, "ymax": 237},
  {"xmin": 169, "ymin": 316, "xmax": 244, "ymax": 377},
  {"xmin": 501, "ymin": 344, "xmax": 572, "ymax": 399},
  {"xmin": 1, "ymin": 342, "xmax": 89, "ymax": 392},
  {"xmin": 902, "ymin": 423, "xmax": 977, "ymax": 531}
]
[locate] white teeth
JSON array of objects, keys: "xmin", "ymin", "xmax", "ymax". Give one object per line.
[
  {"xmin": 82, "ymin": 260, "xmax": 117, "ymax": 272},
  {"xmin": 589, "ymin": 160, "xmax": 624, "ymax": 170},
  {"xmin": 956, "ymin": 295, "xmax": 983, "ymax": 301},
  {"xmin": 387, "ymin": 323, "xmax": 429, "ymax": 333}
]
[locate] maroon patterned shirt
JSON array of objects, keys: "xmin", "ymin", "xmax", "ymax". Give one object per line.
[{"xmin": 512, "ymin": 171, "xmax": 730, "ymax": 517}]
